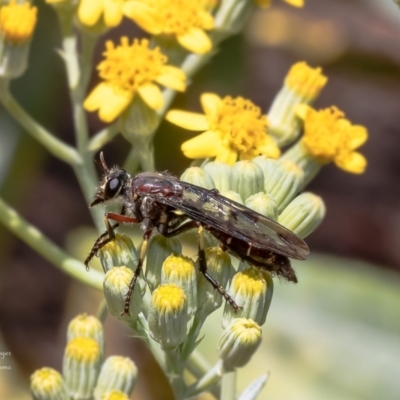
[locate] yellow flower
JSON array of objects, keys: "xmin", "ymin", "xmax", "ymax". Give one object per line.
[
  {"xmin": 84, "ymin": 37, "xmax": 186, "ymax": 123},
  {"xmin": 166, "ymin": 93, "xmax": 280, "ymax": 165},
  {"xmin": 77, "ymin": 0, "xmax": 125, "ymax": 28},
  {"xmin": 256, "ymin": 0, "xmax": 304, "ymax": 8},
  {"xmin": 122, "ymin": 0, "xmax": 214, "ymax": 54},
  {"xmin": 297, "ymin": 104, "xmax": 368, "ymax": 173},
  {"xmin": 0, "ymin": 0, "xmax": 37, "ymax": 44}
]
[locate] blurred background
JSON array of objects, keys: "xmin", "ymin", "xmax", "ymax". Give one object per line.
[{"xmin": 0, "ymin": 0, "xmax": 399, "ymax": 399}]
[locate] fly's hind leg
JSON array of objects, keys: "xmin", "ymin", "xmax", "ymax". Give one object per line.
[{"xmin": 197, "ymin": 225, "xmax": 241, "ymax": 312}]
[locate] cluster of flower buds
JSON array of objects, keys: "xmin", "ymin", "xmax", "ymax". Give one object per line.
[{"xmin": 30, "ymin": 314, "xmax": 137, "ymax": 400}]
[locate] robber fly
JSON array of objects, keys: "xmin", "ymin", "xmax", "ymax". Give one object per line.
[{"xmin": 85, "ymin": 153, "xmax": 309, "ymax": 316}]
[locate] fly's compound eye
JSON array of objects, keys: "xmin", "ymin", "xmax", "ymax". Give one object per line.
[{"xmin": 104, "ymin": 177, "xmax": 122, "ymax": 199}]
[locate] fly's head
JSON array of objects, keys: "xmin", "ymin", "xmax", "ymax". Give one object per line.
[{"xmin": 90, "ymin": 152, "xmax": 131, "ymax": 207}]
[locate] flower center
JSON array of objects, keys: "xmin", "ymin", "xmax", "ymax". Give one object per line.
[
  {"xmin": 138, "ymin": 0, "xmax": 212, "ymax": 35},
  {"xmin": 0, "ymin": 0, "xmax": 37, "ymax": 44},
  {"xmin": 98, "ymin": 37, "xmax": 167, "ymax": 92},
  {"xmin": 208, "ymin": 96, "xmax": 268, "ymax": 153},
  {"xmin": 302, "ymin": 106, "xmax": 351, "ymax": 162}
]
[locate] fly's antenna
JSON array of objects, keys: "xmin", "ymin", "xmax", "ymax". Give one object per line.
[{"xmin": 96, "ymin": 151, "xmax": 110, "ymax": 173}]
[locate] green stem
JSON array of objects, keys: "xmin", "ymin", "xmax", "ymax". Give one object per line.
[
  {"xmin": 0, "ymin": 196, "xmax": 103, "ymax": 289},
  {"xmin": 88, "ymin": 123, "xmax": 119, "ymax": 153},
  {"xmin": 0, "ymin": 87, "xmax": 81, "ymax": 165},
  {"xmin": 221, "ymin": 370, "xmax": 236, "ymax": 400},
  {"xmin": 165, "ymin": 347, "xmax": 185, "ymax": 399},
  {"xmin": 185, "ymin": 360, "xmax": 223, "ymax": 398},
  {"xmin": 96, "ymin": 298, "xmax": 108, "ymax": 323}
]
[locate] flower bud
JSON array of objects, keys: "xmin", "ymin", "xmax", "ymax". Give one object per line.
[
  {"xmin": 245, "ymin": 192, "xmax": 277, "ymax": 220},
  {"xmin": 103, "ymin": 266, "xmax": 142, "ymax": 322},
  {"xmin": 63, "ymin": 337, "xmax": 101, "ymax": 399},
  {"xmin": 0, "ymin": 0, "xmax": 38, "ymax": 79},
  {"xmin": 146, "ymin": 235, "xmax": 182, "ymax": 292},
  {"xmin": 148, "ymin": 284, "xmax": 188, "ymax": 347},
  {"xmin": 197, "ymin": 247, "xmax": 233, "ymax": 318},
  {"xmin": 99, "ymin": 233, "xmax": 138, "ymax": 273},
  {"xmin": 220, "ymin": 190, "xmax": 243, "ymax": 204},
  {"xmin": 223, "ymin": 267, "xmax": 273, "ymax": 329},
  {"xmin": 278, "ymin": 192, "xmax": 326, "ymax": 238},
  {"xmin": 67, "ymin": 314, "xmax": 104, "ymax": 356},
  {"xmin": 268, "ymin": 62, "xmax": 327, "ymax": 146},
  {"xmin": 229, "ymin": 161, "xmax": 264, "ymax": 201},
  {"xmin": 161, "ymin": 255, "xmax": 197, "ymax": 317},
  {"xmin": 253, "ymin": 156, "xmax": 304, "ymax": 212},
  {"xmin": 203, "ymin": 161, "xmax": 231, "ymax": 191},
  {"xmin": 181, "ymin": 167, "xmax": 215, "ymax": 189},
  {"xmin": 94, "ymin": 356, "xmax": 137, "ymax": 400},
  {"xmin": 218, "ymin": 318, "xmax": 262, "ymax": 369},
  {"xmin": 30, "ymin": 368, "xmax": 69, "ymax": 400}
]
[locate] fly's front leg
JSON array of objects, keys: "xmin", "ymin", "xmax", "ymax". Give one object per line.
[
  {"xmin": 84, "ymin": 212, "xmax": 138, "ymax": 270},
  {"xmin": 197, "ymin": 225, "xmax": 241, "ymax": 312},
  {"xmin": 121, "ymin": 227, "xmax": 152, "ymax": 317}
]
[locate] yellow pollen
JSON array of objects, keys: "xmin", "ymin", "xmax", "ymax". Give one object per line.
[
  {"xmin": 208, "ymin": 96, "xmax": 268, "ymax": 153},
  {"xmin": 137, "ymin": 0, "xmax": 213, "ymax": 35},
  {"xmin": 152, "ymin": 284, "xmax": 186, "ymax": 312},
  {"xmin": 302, "ymin": 106, "xmax": 355, "ymax": 162},
  {"xmin": 0, "ymin": 0, "xmax": 37, "ymax": 44},
  {"xmin": 65, "ymin": 337, "xmax": 101, "ymax": 363},
  {"xmin": 285, "ymin": 62, "xmax": 327, "ymax": 98},
  {"xmin": 98, "ymin": 37, "xmax": 167, "ymax": 92},
  {"xmin": 163, "ymin": 255, "xmax": 195, "ymax": 278},
  {"xmin": 30, "ymin": 368, "xmax": 63, "ymax": 391},
  {"xmin": 232, "ymin": 267, "xmax": 267, "ymax": 296}
]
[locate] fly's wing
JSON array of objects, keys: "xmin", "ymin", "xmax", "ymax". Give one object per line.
[{"xmin": 156, "ymin": 181, "xmax": 309, "ymax": 260}]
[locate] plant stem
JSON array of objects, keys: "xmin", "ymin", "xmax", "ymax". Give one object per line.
[
  {"xmin": 0, "ymin": 87, "xmax": 81, "ymax": 166},
  {"xmin": 221, "ymin": 369, "xmax": 236, "ymax": 400},
  {"xmin": 88, "ymin": 123, "xmax": 119, "ymax": 153},
  {"xmin": 0, "ymin": 196, "xmax": 103, "ymax": 289}
]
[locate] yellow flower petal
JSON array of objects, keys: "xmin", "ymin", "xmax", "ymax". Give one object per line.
[
  {"xmin": 103, "ymin": 0, "xmax": 124, "ymax": 27},
  {"xmin": 201, "ymin": 93, "xmax": 221, "ymax": 116},
  {"xmin": 284, "ymin": 0, "xmax": 304, "ymax": 7},
  {"xmin": 335, "ymin": 151, "xmax": 367, "ymax": 174},
  {"xmin": 166, "ymin": 110, "xmax": 209, "ymax": 131},
  {"xmin": 199, "ymin": 9, "xmax": 215, "ymax": 30},
  {"xmin": 348, "ymin": 125, "xmax": 368, "ymax": 150},
  {"xmin": 177, "ymin": 27, "xmax": 212, "ymax": 54},
  {"xmin": 156, "ymin": 66, "xmax": 186, "ymax": 92},
  {"xmin": 257, "ymin": 135, "xmax": 281, "ymax": 158},
  {"xmin": 294, "ymin": 103, "xmax": 312, "ymax": 120},
  {"xmin": 84, "ymin": 83, "xmax": 133, "ymax": 122},
  {"xmin": 78, "ymin": 0, "xmax": 103, "ymax": 26},
  {"xmin": 215, "ymin": 147, "xmax": 238, "ymax": 165},
  {"xmin": 181, "ymin": 131, "xmax": 223, "ymax": 158},
  {"xmin": 138, "ymin": 83, "xmax": 163, "ymax": 110},
  {"xmin": 122, "ymin": 1, "xmax": 161, "ymax": 34}
]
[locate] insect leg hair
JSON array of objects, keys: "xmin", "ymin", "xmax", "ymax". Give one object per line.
[{"xmin": 197, "ymin": 225, "xmax": 241, "ymax": 312}]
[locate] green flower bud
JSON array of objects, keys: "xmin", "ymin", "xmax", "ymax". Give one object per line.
[
  {"xmin": 63, "ymin": 337, "xmax": 101, "ymax": 399},
  {"xmin": 145, "ymin": 235, "xmax": 182, "ymax": 292},
  {"xmin": 280, "ymin": 141, "xmax": 322, "ymax": 188},
  {"xmin": 0, "ymin": 1, "xmax": 37, "ymax": 79},
  {"xmin": 223, "ymin": 267, "xmax": 273, "ymax": 329},
  {"xmin": 203, "ymin": 161, "xmax": 231, "ymax": 191},
  {"xmin": 197, "ymin": 247, "xmax": 233, "ymax": 318},
  {"xmin": 161, "ymin": 255, "xmax": 197, "ymax": 317},
  {"xmin": 229, "ymin": 161, "xmax": 264, "ymax": 201},
  {"xmin": 93, "ymin": 356, "xmax": 137, "ymax": 400},
  {"xmin": 253, "ymin": 156, "xmax": 304, "ymax": 212},
  {"xmin": 218, "ymin": 318, "xmax": 262, "ymax": 370},
  {"xmin": 220, "ymin": 190, "xmax": 243, "ymax": 204},
  {"xmin": 99, "ymin": 233, "xmax": 138, "ymax": 273},
  {"xmin": 120, "ymin": 95, "xmax": 160, "ymax": 143},
  {"xmin": 278, "ymin": 192, "xmax": 326, "ymax": 238},
  {"xmin": 181, "ymin": 167, "xmax": 215, "ymax": 189},
  {"xmin": 245, "ymin": 192, "xmax": 278, "ymax": 220},
  {"xmin": 148, "ymin": 284, "xmax": 188, "ymax": 347},
  {"xmin": 67, "ymin": 314, "xmax": 104, "ymax": 356},
  {"xmin": 268, "ymin": 62, "xmax": 327, "ymax": 146},
  {"xmin": 103, "ymin": 267, "xmax": 142, "ymax": 322},
  {"xmin": 100, "ymin": 391, "xmax": 129, "ymax": 400},
  {"xmin": 30, "ymin": 368, "xmax": 69, "ymax": 400}
]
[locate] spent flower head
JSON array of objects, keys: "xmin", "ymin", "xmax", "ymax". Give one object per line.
[
  {"xmin": 84, "ymin": 37, "xmax": 186, "ymax": 122},
  {"xmin": 167, "ymin": 92, "xmax": 280, "ymax": 165},
  {"xmin": 122, "ymin": 0, "xmax": 214, "ymax": 54}
]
